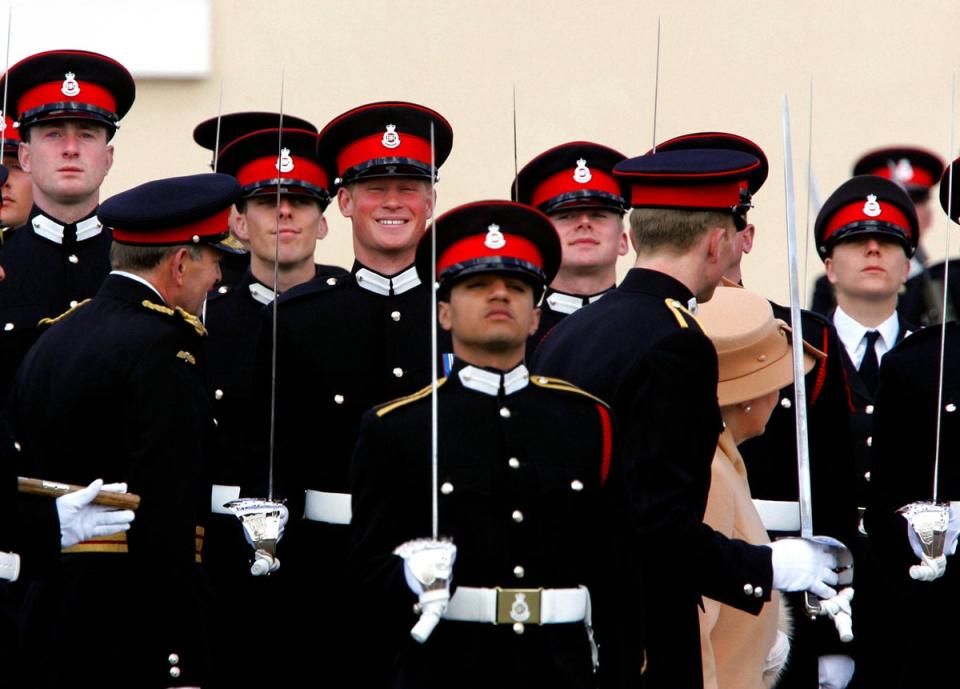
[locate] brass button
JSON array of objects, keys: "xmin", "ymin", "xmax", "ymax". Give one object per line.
[
  {"xmin": 391, "ymin": 310, "xmax": 401, "ymax": 322},
  {"xmin": 570, "ymin": 479, "xmax": 584, "ymax": 491},
  {"xmin": 513, "ymin": 565, "xmax": 525, "ymax": 579},
  {"xmin": 393, "ymin": 367, "xmax": 404, "ymax": 378},
  {"xmin": 743, "ymin": 583, "xmax": 754, "ymax": 596},
  {"xmin": 508, "ymin": 457, "xmax": 520, "ymax": 469},
  {"xmin": 865, "ymin": 404, "xmax": 875, "ymax": 415},
  {"xmin": 866, "ymin": 436, "xmax": 872, "ymax": 448},
  {"xmin": 511, "ymin": 510, "xmax": 524, "ymax": 523},
  {"xmin": 68, "ymin": 254, "xmax": 79, "ymax": 264},
  {"xmin": 334, "ymin": 394, "xmax": 344, "ymax": 405},
  {"xmin": 3, "ymin": 323, "xmax": 13, "ymax": 332},
  {"xmin": 326, "ymin": 277, "xmax": 338, "ymax": 286},
  {"xmin": 780, "ymin": 398, "xmax": 792, "ymax": 409},
  {"xmin": 754, "ymin": 586, "xmax": 763, "ymax": 598},
  {"xmin": 169, "ymin": 667, "xmax": 181, "ymax": 679},
  {"xmin": 69, "ymin": 300, "xmax": 78, "ymax": 308},
  {"xmin": 214, "ymin": 389, "xmax": 224, "ymax": 400},
  {"xmin": 500, "ymin": 407, "xmax": 511, "ymax": 419},
  {"xmin": 440, "ymin": 482, "xmax": 454, "ymax": 495},
  {"xmin": 513, "ymin": 622, "xmax": 525, "ymax": 634},
  {"xmin": 947, "ymin": 403, "xmax": 957, "ymax": 413},
  {"xmin": 168, "ymin": 653, "xmax": 179, "ymax": 665}
]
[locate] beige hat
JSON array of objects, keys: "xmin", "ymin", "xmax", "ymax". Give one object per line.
[{"xmin": 698, "ymin": 286, "xmax": 823, "ymax": 406}]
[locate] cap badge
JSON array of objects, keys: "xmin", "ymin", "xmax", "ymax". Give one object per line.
[
  {"xmin": 573, "ymin": 158, "xmax": 592, "ymax": 184},
  {"xmin": 61, "ymin": 72, "xmax": 80, "ymax": 98},
  {"xmin": 381, "ymin": 124, "xmax": 401, "ymax": 149},
  {"xmin": 484, "ymin": 223, "xmax": 506, "ymax": 250},
  {"xmin": 894, "ymin": 158, "xmax": 914, "ymax": 183},
  {"xmin": 862, "ymin": 194, "xmax": 882, "ymax": 218},
  {"xmin": 510, "ymin": 593, "xmax": 531, "ymax": 622},
  {"xmin": 275, "ymin": 147, "xmax": 294, "ymax": 173}
]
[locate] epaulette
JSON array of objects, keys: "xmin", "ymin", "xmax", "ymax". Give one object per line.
[
  {"xmin": 376, "ymin": 379, "xmax": 447, "ymax": 417},
  {"xmin": 664, "ymin": 298, "xmax": 703, "ymax": 330},
  {"xmin": 38, "ymin": 298, "xmax": 92, "ymax": 326},
  {"xmin": 141, "ymin": 300, "xmax": 208, "ymax": 336},
  {"xmin": 530, "ymin": 374, "xmax": 610, "ymax": 408}
]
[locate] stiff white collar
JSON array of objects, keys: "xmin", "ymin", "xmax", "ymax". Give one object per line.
[
  {"xmin": 248, "ymin": 281, "xmax": 277, "ymax": 305},
  {"xmin": 32, "ymin": 213, "xmax": 103, "ymax": 244},
  {"xmin": 458, "ymin": 364, "xmax": 529, "ymax": 396},
  {"xmin": 545, "ymin": 290, "xmax": 608, "ymax": 315},
  {"xmin": 833, "ymin": 306, "xmax": 899, "ymax": 367},
  {"xmin": 110, "ymin": 271, "xmax": 165, "ymax": 302},
  {"xmin": 355, "ymin": 265, "xmax": 421, "ymax": 296}
]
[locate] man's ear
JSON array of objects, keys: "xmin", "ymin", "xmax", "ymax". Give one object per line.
[
  {"xmin": 706, "ymin": 226, "xmax": 726, "ymax": 263},
  {"xmin": 741, "ymin": 224, "xmax": 756, "ymax": 254},
  {"xmin": 18, "ymin": 142, "xmax": 30, "ymax": 173},
  {"xmin": 529, "ymin": 305, "xmax": 541, "ymax": 337},
  {"xmin": 337, "ymin": 186, "xmax": 353, "ymax": 219},
  {"xmin": 824, "ymin": 257, "xmax": 837, "ymax": 285},
  {"xmin": 437, "ymin": 299, "xmax": 452, "ymax": 332}
]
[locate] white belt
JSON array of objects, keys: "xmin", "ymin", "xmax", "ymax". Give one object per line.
[
  {"xmin": 443, "ymin": 585, "xmax": 590, "ymax": 625},
  {"xmin": 210, "ymin": 484, "xmax": 241, "ymax": 515},
  {"xmin": 304, "ymin": 490, "xmax": 352, "ymax": 525},
  {"xmin": 752, "ymin": 499, "xmax": 801, "ymax": 533},
  {"xmin": 0, "ymin": 551, "xmax": 20, "ymax": 582}
]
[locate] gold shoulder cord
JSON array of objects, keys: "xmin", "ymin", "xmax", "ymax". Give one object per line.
[
  {"xmin": 530, "ymin": 375, "xmax": 609, "ymax": 408},
  {"xmin": 663, "ymin": 298, "xmax": 703, "ymax": 330},
  {"xmin": 37, "ymin": 298, "xmax": 92, "ymax": 326},
  {"xmin": 376, "ymin": 378, "xmax": 448, "ymax": 417},
  {"xmin": 141, "ymin": 300, "xmax": 207, "ymax": 336}
]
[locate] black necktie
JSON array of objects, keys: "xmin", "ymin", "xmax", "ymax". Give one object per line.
[{"xmin": 859, "ymin": 330, "xmax": 881, "ymax": 394}]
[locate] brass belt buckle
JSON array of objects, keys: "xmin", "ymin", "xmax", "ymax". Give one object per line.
[{"xmin": 495, "ymin": 587, "xmax": 543, "ymax": 625}]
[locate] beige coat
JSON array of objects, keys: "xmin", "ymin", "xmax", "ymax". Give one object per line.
[{"xmin": 700, "ymin": 429, "xmax": 791, "ymax": 689}]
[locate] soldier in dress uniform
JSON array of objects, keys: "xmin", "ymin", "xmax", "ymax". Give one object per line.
[
  {"xmin": 248, "ymin": 101, "xmax": 453, "ymax": 687},
  {"xmin": 511, "ymin": 142, "xmax": 629, "ymax": 357},
  {"xmin": 651, "ymin": 131, "xmax": 859, "ymax": 689},
  {"xmin": 202, "ymin": 123, "xmax": 344, "ymax": 687},
  {"xmin": 0, "ymin": 50, "xmax": 135, "ymax": 399},
  {"xmin": 812, "ymin": 175, "xmax": 918, "ymax": 689},
  {"xmin": 864, "ymin": 157, "xmax": 960, "ymax": 689},
  {"xmin": 533, "ymin": 148, "xmax": 847, "ymax": 689},
  {"xmin": 7, "ymin": 172, "xmax": 241, "ymax": 689},
  {"xmin": 0, "ymin": 113, "xmax": 32, "ymax": 238},
  {"xmin": 192, "ymin": 111, "xmax": 320, "ymax": 288},
  {"xmin": 351, "ymin": 200, "xmax": 639, "ymax": 689},
  {"xmin": 811, "ymin": 147, "xmax": 945, "ymax": 325}
]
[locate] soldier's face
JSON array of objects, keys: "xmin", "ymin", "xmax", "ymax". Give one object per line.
[
  {"xmin": 19, "ymin": 120, "xmax": 113, "ymax": 207},
  {"xmin": 338, "ymin": 177, "xmax": 432, "ymax": 262},
  {"xmin": 238, "ymin": 194, "xmax": 326, "ymax": 269},
  {"xmin": 438, "ymin": 273, "xmax": 540, "ymax": 355},
  {"xmin": 180, "ymin": 246, "xmax": 223, "ymax": 316},
  {"xmin": 825, "ymin": 235, "xmax": 909, "ymax": 302},
  {"xmin": 1, "ymin": 152, "xmax": 32, "ymax": 228},
  {"xmin": 549, "ymin": 208, "xmax": 628, "ymax": 274}
]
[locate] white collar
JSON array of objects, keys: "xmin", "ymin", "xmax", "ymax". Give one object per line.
[
  {"xmin": 545, "ymin": 290, "xmax": 608, "ymax": 315},
  {"xmin": 248, "ymin": 281, "xmax": 277, "ymax": 305},
  {"xmin": 833, "ymin": 306, "xmax": 900, "ymax": 367},
  {"xmin": 458, "ymin": 364, "xmax": 529, "ymax": 396},
  {"xmin": 32, "ymin": 213, "xmax": 103, "ymax": 244},
  {"xmin": 110, "ymin": 271, "xmax": 165, "ymax": 302},
  {"xmin": 355, "ymin": 265, "xmax": 421, "ymax": 296},
  {"xmin": 686, "ymin": 296, "xmax": 699, "ymax": 315}
]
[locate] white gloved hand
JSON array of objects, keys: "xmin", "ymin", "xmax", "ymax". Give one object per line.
[
  {"xmin": 909, "ymin": 553, "xmax": 946, "ymax": 582},
  {"xmin": 905, "ymin": 502, "xmax": 959, "ymax": 582},
  {"xmin": 56, "ymin": 479, "xmax": 136, "ymax": 548},
  {"xmin": 818, "ymin": 587, "xmax": 854, "ymax": 642},
  {"xmin": 768, "ymin": 538, "xmax": 839, "ymax": 598},
  {"xmin": 818, "ymin": 654, "xmax": 855, "ymax": 689},
  {"xmin": 395, "ymin": 539, "xmax": 457, "ymax": 643}
]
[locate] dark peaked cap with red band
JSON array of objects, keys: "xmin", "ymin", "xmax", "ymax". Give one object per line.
[
  {"xmin": 1, "ymin": 49, "xmax": 135, "ymax": 131},
  {"xmin": 512, "ymin": 141, "xmax": 627, "ymax": 214},
  {"xmin": 99, "ymin": 173, "xmax": 242, "ymax": 248},
  {"xmin": 0, "ymin": 114, "xmax": 22, "ymax": 151},
  {"xmin": 614, "ymin": 149, "xmax": 761, "ymax": 213},
  {"xmin": 652, "ymin": 131, "xmax": 769, "ymax": 193},
  {"xmin": 193, "ymin": 112, "xmax": 318, "ymax": 151},
  {"xmin": 216, "ymin": 128, "xmax": 331, "ymax": 206},
  {"xmin": 853, "ymin": 146, "xmax": 944, "ymax": 196},
  {"xmin": 317, "ymin": 101, "xmax": 452, "ymax": 185},
  {"xmin": 416, "ymin": 201, "xmax": 561, "ymax": 297},
  {"xmin": 814, "ymin": 175, "xmax": 918, "ymax": 260}
]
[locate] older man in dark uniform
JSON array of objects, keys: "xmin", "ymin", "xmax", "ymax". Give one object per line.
[
  {"xmin": 0, "ymin": 50, "xmax": 135, "ymax": 399},
  {"xmin": 248, "ymin": 101, "xmax": 453, "ymax": 687},
  {"xmin": 534, "ymin": 148, "xmax": 847, "ymax": 689},
  {"xmin": 511, "ymin": 142, "xmax": 629, "ymax": 357},
  {"xmin": 351, "ymin": 200, "xmax": 639, "ymax": 688},
  {"xmin": 8, "ymin": 173, "xmax": 241, "ymax": 688}
]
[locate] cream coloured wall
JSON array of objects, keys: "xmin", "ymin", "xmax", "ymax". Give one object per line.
[{"xmin": 98, "ymin": 0, "xmax": 960, "ymax": 304}]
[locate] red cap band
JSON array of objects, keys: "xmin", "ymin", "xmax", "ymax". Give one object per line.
[
  {"xmin": 628, "ymin": 179, "xmax": 747, "ymax": 209},
  {"xmin": 18, "ymin": 80, "xmax": 117, "ymax": 119},
  {"xmin": 336, "ymin": 131, "xmax": 432, "ymax": 176},
  {"xmin": 530, "ymin": 168, "xmax": 622, "ymax": 209},
  {"xmin": 863, "ymin": 164, "xmax": 934, "ymax": 188},
  {"xmin": 236, "ymin": 155, "xmax": 329, "ymax": 190},
  {"xmin": 437, "ymin": 233, "xmax": 543, "ymax": 276},
  {"xmin": 111, "ymin": 206, "xmax": 231, "ymax": 245},
  {"xmin": 822, "ymin": 199, "xmax": 913, "ymax": 244}
]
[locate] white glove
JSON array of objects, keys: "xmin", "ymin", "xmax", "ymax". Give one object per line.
[
  {"xmin": 768, "ymin": 538, "xmax": 839, "ymax": 599},
  {"xmin": 905, "ymin": 502, "xmax": 960, "ymax": 581},
  {"xmin": 818, "ymin": 587, "xmax": 854, "ymax": 642},
  {"xmin": 244, "ymin": 504, "xmax": 288, "ymax": 577},
  {"xmin": 56, "ymin": 479, "xmax": 136, "ymax": 548},
  {"xmin": 395, "ymin": 539, "xmax": 457, "ymax": 643},
  {"xmin": 818, "ymin": 654, "xmax": 855, "ymax": 689}
]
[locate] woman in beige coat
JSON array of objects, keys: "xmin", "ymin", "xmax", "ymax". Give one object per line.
[{"xmin": 697, "ymin": 286, "xmax": 821, "ymax": 689}]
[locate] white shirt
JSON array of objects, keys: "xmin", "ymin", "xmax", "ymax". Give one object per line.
[{"xmin": 832, "ymin": 306, "xmax": 900, "ymax": 369}]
